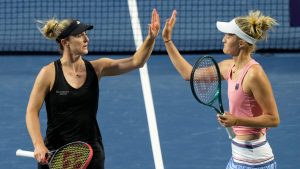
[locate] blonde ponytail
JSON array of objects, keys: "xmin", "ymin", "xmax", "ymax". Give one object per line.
[
  {"xmin": 236, "ymin": 10, "xmax": 278, "ymax": 41},
  {"xmin": 36, "ymin": 18, "xmax": 72, "ymax": 40}
]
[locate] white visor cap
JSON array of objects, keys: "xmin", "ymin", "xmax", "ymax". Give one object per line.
[{"xmin": 216, "ymin": 19, "xmax": 257, "ymax": 44}]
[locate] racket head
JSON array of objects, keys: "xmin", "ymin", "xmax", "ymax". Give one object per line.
[
  {"xmin": 49, "ymin": 141, "xmax": 93, "ymax": 169},
  {"xmin": 190, "ymin": 55, "xmax": 224, "ymax": 114}
]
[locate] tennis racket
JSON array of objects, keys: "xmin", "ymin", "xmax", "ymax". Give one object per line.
[
  {"xmin": 190, "ymin": 55, "xmax": 235, "ymax": 139},
  {"xmin": 16, "ymin": 141, "xmax": 93, "ymax": 169}
]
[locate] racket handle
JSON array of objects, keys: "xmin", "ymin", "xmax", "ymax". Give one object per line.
[
  {"xmin": 225, "ymin": 127, "xmax": 235, "ymax": 139},
  {"xmin": 16, "ymin": 149, "xmax": 34, "ymax": 158}
]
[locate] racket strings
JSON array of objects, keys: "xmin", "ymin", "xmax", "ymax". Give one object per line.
[
  {"xmin": 50, "ymin": 143, "xmax": 91, "ymax": 169},
  {"xmin": 193, "ymin": 58, "xmax": 219, "ymax": 104}
]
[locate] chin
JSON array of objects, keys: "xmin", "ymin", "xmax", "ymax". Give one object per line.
[
  {"xmin": 83, "ymin": 50, "xmax": 89, "ymax": 55},
  {"xmin": 223, "ymin": 49, "xmax": 229, "ymax": 55}
]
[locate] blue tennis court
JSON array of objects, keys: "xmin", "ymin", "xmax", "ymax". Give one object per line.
[
  {"xmin": 1, "ymin": 0, "xmax": 300, "ymax": 168},
  {"xmin": 0, "ymin": 53, "xmax": 299, "ymax": 169}
]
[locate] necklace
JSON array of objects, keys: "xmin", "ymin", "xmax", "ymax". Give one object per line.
[{"xmin": 232, "ymin": 66, "xmax": 241, "ymax": 74}]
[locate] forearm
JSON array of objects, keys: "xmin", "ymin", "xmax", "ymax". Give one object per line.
[
  {"xmin": 235, "ymin": 114, "xmax": 280, "ymax": 128},
  {"xmin": 26, "ymin": 111, "xmax": 45, "ymax": 147},
  {"xmin": 132, "ymin": 35, "xmax": 155, "ymax": 68},
  {"xmin": 165, "ymin": 40, "xmax": 192, "ymax": 80}
]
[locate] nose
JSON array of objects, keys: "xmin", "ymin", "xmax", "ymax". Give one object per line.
[
  {"xmin": 83, "ymin": 33, "xmax": 89, "ymax": 42},
  {"xmin": 222, "ymin": 35, "xmax": 226, "ymax": 43}
]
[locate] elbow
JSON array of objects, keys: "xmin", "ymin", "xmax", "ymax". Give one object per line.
[
  {"xmin": 273, "ymin": 117, "xmax": 280, "ymax": 127},
  {"xmin": 138, "ymin": 62, "xmax": 146, "ymax": 68},
  {"xmin": 270, "ymin": 116, "xmax": 280, "ymax": 127},
  {"xmin": 132, "ymin": 58, "xmax": 146, "ymax": 69},
  {"xmin": 182, "ymin": 72, "xmax": 191, "ymax": 81},
  {"xmin": 183, "ymin": 76, "xmax": 190, "ymax": 81},
  {"xmin": 135, "ymin": 62, "xmax": 145, "ymax": 69}
]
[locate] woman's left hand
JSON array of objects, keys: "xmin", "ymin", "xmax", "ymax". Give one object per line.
[{"xmin": 148, "ymin": 9, "xmax": 160, "ymax": 39}]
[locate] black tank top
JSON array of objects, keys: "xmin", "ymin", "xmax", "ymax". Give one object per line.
[{"xmin": 44, "ymin": 59, "xmax": 101, "ymax": 150}]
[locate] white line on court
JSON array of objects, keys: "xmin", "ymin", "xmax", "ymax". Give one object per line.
[{"xmin": 127, "ymin": 1, "xmax": 165, "ymax": 169}]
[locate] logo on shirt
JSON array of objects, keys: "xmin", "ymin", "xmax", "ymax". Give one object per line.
[
  {"xmin": 56, "ymin": 90, "xmax": 70, "ymax": 95},
  {"xmin": 235, "ymin": 83, "xmax": 239, "ymax": 90}
]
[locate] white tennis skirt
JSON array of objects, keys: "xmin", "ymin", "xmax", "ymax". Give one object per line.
[{"xmin": 226, "ymin": 135, "xmax": 277, "ymax": 169}]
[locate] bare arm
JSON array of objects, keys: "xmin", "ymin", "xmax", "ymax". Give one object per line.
[
  {"xmin": 162, "ymin": 10, "xmax": 192, "ymax": 81},
  {"xmin": 92, "ymin": 9, "xmax": 160, "ymax": 77},
  {"xmin": 26, "ymin": 65, "xmax": 53, "ymax": 163},
  {"xmin": 236, "ymin": 65, "xmax": 280, "ymax": 127},
  {"xmin": 219, "ymin": 65, "xmax": 280, "ymax": 128}
]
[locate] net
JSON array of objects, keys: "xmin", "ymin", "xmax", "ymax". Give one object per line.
[{"xmin": 0, "ymin": 0, "xmax": 298, "ymax": 54}]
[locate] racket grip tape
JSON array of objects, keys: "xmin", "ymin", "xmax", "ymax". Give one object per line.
[{"xmin": 16, "ymin": 149, "xmax": 34, "ymax": 158}]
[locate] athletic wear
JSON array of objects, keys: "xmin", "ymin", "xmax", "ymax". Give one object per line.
[
  {"xmin": 225, "ymin": 59, "xmax": 276, "ymax": 169},
  {"xmin": 227, "ymin": 59, "xmax": 267, "ymax": 135},
  {"xmin": 226, "ymin": 135, "xmax": 276, "ymax": 168},
  {"xmin": 38, "ymin": 59, "xmax": 104, "ymax": 169}
]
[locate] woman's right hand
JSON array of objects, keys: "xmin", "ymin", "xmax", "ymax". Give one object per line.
[
  {"xmin": 34, "ymin": 142, "xmax": 49, "ymax": 164},
  {"xmin": 162, "ymin": 10, "xmax": 177, "ymax": 42}
]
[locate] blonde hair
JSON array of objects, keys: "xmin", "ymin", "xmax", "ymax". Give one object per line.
[
  {"xmin": 36, "ymin": 18, "xmax": 73, "ymax": 53},
  {"xmin": 36, "ymin": 18, "xmax": 72, "ymax": 40},
  {"xmin": 235, "ymin": 10, "xmax": 277, "ymax": 41}
]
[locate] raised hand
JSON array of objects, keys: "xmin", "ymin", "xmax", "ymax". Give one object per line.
[
  {"xmin": 162, "ymin": 10, "xmax": 177, "ymax": 42},
  {"xmin": 148, "ymin": 9, "xmax": 160, "ymax": 39}
]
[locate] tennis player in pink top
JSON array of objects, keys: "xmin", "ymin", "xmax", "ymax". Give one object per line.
[{"xmin": 163, "ymin": 10, "xmax": 280, "ymax": 168}]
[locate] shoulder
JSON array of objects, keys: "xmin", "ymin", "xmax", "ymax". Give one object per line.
[
  {"xmin": 39, "ymin": 62, "xmax": 55, "ymax": 77},
  {"xmin": 35, "ymin": 62, "xmax": 55, "ymax": 90},
  {"xmin": 219, "ymin": 59, "xmax": 234, "ymax": 80},
  {"xmin": 246, "ymin": 63, "xmax": 266, "ymax": 81},
  {"xmin": 90, "ymin": 57, "xmax": 114, "ymax": 75},
  {"xmin": 244, "ymin": 63, "xmax": 270, "ymax": 93},
  {"xmin": 90, "ymin": 57, "xmax": 113, "ymax": 66}
]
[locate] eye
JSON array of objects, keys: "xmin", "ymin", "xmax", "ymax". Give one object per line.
[
  {"xmin": 74, "ymin": 32, "xmax": 84, "ymax": 37},
  {"xmin": 73, "ymin": 32, "xmax": 88, "ymax": 38},
  {"xmin": 74, "ymin": 33, "xmax": 83, "ymax": 38}
]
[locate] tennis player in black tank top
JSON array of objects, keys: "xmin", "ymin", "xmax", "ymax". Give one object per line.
[
  {"xmin": 25, "ymin": 9, "xmax": 160, "ymax": 168},
  {"xmin": 42, "ymin": 59, "xmax": 103, "ymax": 169}
]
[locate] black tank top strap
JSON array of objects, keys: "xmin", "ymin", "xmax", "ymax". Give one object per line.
[{"xmin": 83, "ymin": 58, "xmax": 97, "ymax": 79}]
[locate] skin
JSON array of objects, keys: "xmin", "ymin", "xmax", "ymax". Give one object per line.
[
  {"xmin": 26, "ymin": 9, "xmax": 160, "ymax": 164},
  {"xmin": 162, "ymin": 10, "xmax": 279, "ymax": 141}
]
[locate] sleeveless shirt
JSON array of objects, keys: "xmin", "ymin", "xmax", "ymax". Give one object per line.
[
  {"xmin": 44, "ymin": 59, "xmax": 101, "ymax": 149},
  {"xmin": 227, "ymin": 59, "xmax": 267, "ymax": 135}
]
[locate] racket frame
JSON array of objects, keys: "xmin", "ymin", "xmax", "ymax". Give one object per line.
[
  {"xmin": 16, "ymin": 141, "xmax": 93, "ymax": 169},
  {"xmin": 190, "ymin": 55, "xmax": 235, "ymax": 139}
]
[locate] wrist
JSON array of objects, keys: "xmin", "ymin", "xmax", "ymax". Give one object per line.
[
  {"xmin": 234, "ymin": 118, "xmax": 238, "ymax": 126},
  {"xmin": 33, "ymin": 139, "xmax": 44, "ymax": 147},
  {"xmin": 164, "ymin": 39, "xmax": 172, "ymax": 43},
  {"xmin": 144, "ymin": 35, "xmax": 155, "ymax": 44}
]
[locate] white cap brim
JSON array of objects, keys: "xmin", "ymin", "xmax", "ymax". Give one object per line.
[{"xmin": 216, "ymin": 19, "xmax": 256, "ymax": 44}]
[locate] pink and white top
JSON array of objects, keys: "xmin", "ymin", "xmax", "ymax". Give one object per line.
[{"xmin": 226, "ymin": 59, "xmax": 267, "ymax": 135}]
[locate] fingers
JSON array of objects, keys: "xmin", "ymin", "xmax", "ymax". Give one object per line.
[
  {"xmin": 151, "ymin": 8, "xmax": 160, "ymax": 26},
  {"xmin": 34, "ymin": 145, "xmax": 50, "ymax": 164},
  {"xmin": 165, "ymin": 10, "xmax": 176, "ymax": 30},
  {"xmin": 217, "ymin": 114, "xmax": 225, "ymax": 126},
  {"xmin": 151, "ymin": 9, "xmax": 156, "ymax": 25},
  {"xmin": 35, "ymin": 152, "xmax": 48, "ymax": 164},
  {"xmin": 217, "ymin": 113, "xmax": 237, "ymax": 127},
  {"xmin": 169, "ymin": 10, "xmax": 177, "ymax": 25},
  {"xmin": 149, "ymin": 8, "xmax": 160, "ymax": 38}
]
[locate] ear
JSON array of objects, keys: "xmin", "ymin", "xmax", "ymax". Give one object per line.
[
  {"xmin": 61, "ymin": 39, "xmax": 69, "ymax": 46},
  {"xmin": 239, "ymin": 40, "xmax": 246, "ymax": 48}
]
